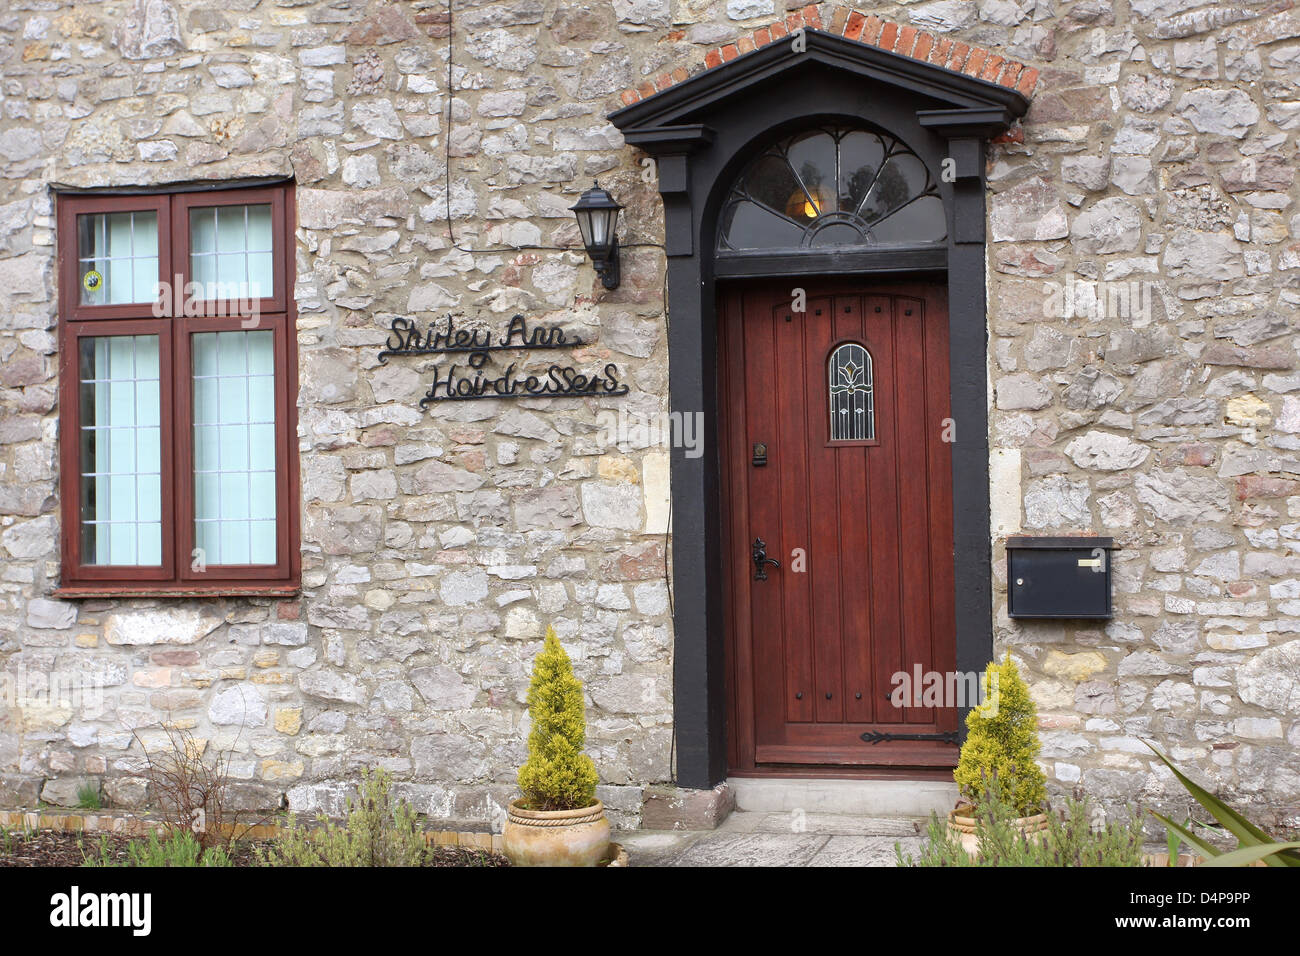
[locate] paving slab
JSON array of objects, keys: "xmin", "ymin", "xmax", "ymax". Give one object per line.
[
  {"xmin": 809, "ymin": 835, "xmax": 922, "ymax": 867},
  {"xmin": 670, "ymin": 832, "xmax": 832, "ymax": 867},
  {"xmin": 617, "ymin": 828, "xmax": 703, "ymax": 866}
]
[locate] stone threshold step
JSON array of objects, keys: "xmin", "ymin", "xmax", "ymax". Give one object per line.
[{"xmin": 728, "ymin": 777, "xmax": 959, "ymax": 818}]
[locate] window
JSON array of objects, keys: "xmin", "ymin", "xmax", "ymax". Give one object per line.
[
  {"xmin": 56, "ymin": 186, "xmax": 299, "ymax": 594},
  {"xmin": 718, "ymin": 126, "xmax": 945, "ymax": 252},
  {"xmin": 828, "ymin": 342, "xmax": 875, "ymax": 442}
]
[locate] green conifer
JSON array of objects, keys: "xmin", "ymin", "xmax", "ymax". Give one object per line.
[
  {"xmin": 517, "ymin": 627, "xmax": 599, "ymax": 811},
  {"xmin": 953, "ymin": 653, "xmax": 1048, "ymax": 816}
]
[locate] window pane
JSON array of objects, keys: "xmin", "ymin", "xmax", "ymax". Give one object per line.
[
  {"xmin": 784, "ymin": 131, "xmax": 836, "ymax": 216},
  {"xmin": 78, "ymin": 211, "xmax": 159, "ymax": 305},
  {"xmin": 859, "ymin": 153, "xmax": 931, "ymax": 224},
  {"xmin": 191, "ymin": 203, "xmax": 273, "ymax": 300},
  {"xmin": 193, "ymin": 330, "xmax": 277, "ymax": 566},
  {"xmin": 870, "ymin": 195, "xmax": 947, "ymax": 245},
  {"xmin": 829, "ymin": 343, "xmax": 874, "ymax": 442},
  {"xmin": 78, "ymin": 334, "xmax": 163, "ymax": 565},
  {"xmin": 247, "ymin": 204, "xmax": 273, "ymax": 250},
  {"xmin": 719, "ymin": 199, "xmax": 805, "ymax": 250},
  {"xmin": 838, "ymin": 130, "xmax": 887, "ymax": 214},
  {"xmin": 743, "ymin": 154, "xmax": 805, "ymax": 219}
]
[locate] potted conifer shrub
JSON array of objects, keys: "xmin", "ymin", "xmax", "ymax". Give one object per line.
[
  {"xmin": 948, "ymin": 653, "xmax": 1049, "ymax": 852},
  {"xmin": 502, "ymin": 627, "xmax": 611, "ymax": 867}
]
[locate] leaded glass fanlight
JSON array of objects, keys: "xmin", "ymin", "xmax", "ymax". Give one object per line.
[
  {"xmin": 718, "ymin": 126, "xmax": 945, "ymax": 252},
  {"xmin": 829, "ymin": 343, "xmax": 874, "ymax": 441}
]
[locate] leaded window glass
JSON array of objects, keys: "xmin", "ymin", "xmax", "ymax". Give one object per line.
[
  {"xmin": 193, "ymin": 330, "xmax": 278, "ymax": 565},
  {"xmin": 77, "ymin": 211, "xmax": 160, "ymax": 305},
  {"xmin": 78, "ymin": 335, "xmax": 163, "ymax": 564},
  {"xmin": 829, "ymin": 343, "xmax": 874, "ymax": 442},
  {"xmin": 190, "ymin": 203, "xmax": 275, "ymax": 300},
  {"xmin": 718, "ymin": 127, "xmax": 945, "ymax": 252}
]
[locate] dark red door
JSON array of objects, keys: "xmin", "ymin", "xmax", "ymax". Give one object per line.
[{"xmin": 720, "ymin": 281, "xmax": 958, "ymax": 770}]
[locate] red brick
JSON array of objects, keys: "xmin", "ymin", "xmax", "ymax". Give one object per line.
[
  {"xmin": 878, "ymin": 21, "xmax": 898, "ymax": 50},
  {"xmin": 947, "ymin": 41, "xmax": 970, "ymax": 71},
  {"xmin": 770, "ymin": 21, "xmax": 788, "ymax": 39},
  {"xmin": 829, "ymin": 6, "xmax": 849, "ymax": 34},
  {"xmin": 845, "ymin": 10, "xmax": 865, "ymax": 40},
  {"xmin": 897, "ymin": 25, "xmax": 918, "ymax": 57},
  {"xmin": 991, "ymin": 125, "xmax": 1025, "ymax": 145},
  {"xmin": 999, "ymin": 62, "xmax": 1022, "ymax": 88},
  {"xmin": 637, "ymin": 81, "xmax": 655, "ymax": 98},
  {"xmin": 620, "ymin": 89, "xmax": 639, "ymax": 106},
  {"xmin": 754, "ymin": 26, "xmax": 772, "ymax": 46},
  {"xmin": 1017, "ymin": 67, "xmax": 1040, "ymax": 96},
  {"xmin": 802, "ymin": 3, "xmax": 821, "ymax": 28},
  {"xmin": 277, "ymin": 601, "xmax": 301, "ymax": 620},
  {"xmin": 913, "ymin": 32, "xmax": 933, "ymax": 61},
  {"xmin": 963, "ymin": 47, "xmax": 987, "ymax": 76},
  {"xmin": 705, "ymin": 48, "xmax": 724, "ymax": 69},
  {"xmin": 671, "ymin": 67, "xmax": 689, "ymax": 84},
  {"xmin": 737, "ymin": 35, "xmax": 754, "ymax": 54},
  {"xmin": 721, "ymin": 43, "xmax": 740, "ymax": 61},
  {"xmin": 655, "ymin": 72, "xmax": 672, "ymax": 91},
  {"xmin": 862, "ymin": 14, "xmax": 883, "ymax": 44},
  {"xmin": 981, "ymin": 54, "xmax": 1005, "ymax": 81},
  {"xmin": 786, "ymin": 13, "xmax": 802, "ymax": 32},
  {"xmin": 931, "ymin": 37, "xmax": 952, "ymax": 65}
]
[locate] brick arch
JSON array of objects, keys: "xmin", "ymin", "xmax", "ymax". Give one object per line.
[{"xmin": 619, "ymin": 3, "xmax": 1040, "ymax": 108}]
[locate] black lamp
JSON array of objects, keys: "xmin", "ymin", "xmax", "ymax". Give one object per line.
[{"xmin": 570, "ymin": 181, "xmax": 622, "ymax": 290}]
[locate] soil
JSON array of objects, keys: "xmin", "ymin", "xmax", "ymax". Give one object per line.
[{"xmin": 0, "ymin": 827, "xmax": 510, "ymax": 867}]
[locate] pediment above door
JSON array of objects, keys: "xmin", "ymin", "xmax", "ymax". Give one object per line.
[{"xmin": 610, "ymin": 7, "xmax": 1039, "ymax": 149}]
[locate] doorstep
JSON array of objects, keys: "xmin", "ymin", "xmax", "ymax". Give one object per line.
[{"xmin": 727, "ymin": 776, "xmax": 959, "ymax": 818}]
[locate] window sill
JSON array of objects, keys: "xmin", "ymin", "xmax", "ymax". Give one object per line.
[{"xmin": 52, "ymin": 585, "xmax": 300, "ymax": 600}]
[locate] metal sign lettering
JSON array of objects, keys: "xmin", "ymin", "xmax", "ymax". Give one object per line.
[{"xmin": 377, "ymin": 313, "xmax": 630, "ymax": 408}]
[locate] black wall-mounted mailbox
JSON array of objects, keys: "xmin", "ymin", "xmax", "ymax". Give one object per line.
[{"xmin": 1007, "ymin": 536, "xmax": 1116, "ymax": 619}]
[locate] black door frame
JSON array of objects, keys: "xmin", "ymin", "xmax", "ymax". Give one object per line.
[{"xmin": 610, "ymin": 30, "xmax": 1031, "ymax": 789}]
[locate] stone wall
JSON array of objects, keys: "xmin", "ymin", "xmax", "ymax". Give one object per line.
[
  {"xmin": 986, "ymin": 0, "xmax": 1300, "ymax": 827},
  {"xmin": 0, "ymin": 0, "xmax": 679, "ymax": 828},
  {"xmin": 0, "ymin": 0, "xmax": 1297, "ymax": 829}
]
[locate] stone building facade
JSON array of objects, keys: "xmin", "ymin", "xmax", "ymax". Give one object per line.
[{"xmin": 0, "ymin": 0, "xmax": 1297, "ymax": 831}]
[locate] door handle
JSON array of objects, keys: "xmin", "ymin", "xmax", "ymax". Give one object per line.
[{"xmin": 752, "ymin": 537, "xmax": 781, "ymax": 581}]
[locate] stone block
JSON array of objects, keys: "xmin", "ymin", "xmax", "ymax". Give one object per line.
[{"xmin": 641, "ymin": 782, "xmax": 735, "ymax": 831}]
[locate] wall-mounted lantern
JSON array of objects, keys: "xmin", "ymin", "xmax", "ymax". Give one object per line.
[{"xmin": 570, "ymin": 181, "xmax": 622, "ymax": 290}]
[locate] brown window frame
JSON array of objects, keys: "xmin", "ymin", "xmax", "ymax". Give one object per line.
[{"xmin": 55, "ymin": 185, "xmax": 300, "ymax": 597}]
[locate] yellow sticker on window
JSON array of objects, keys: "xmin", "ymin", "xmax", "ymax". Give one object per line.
[{"xmin": 83, "ymin": 269, "xmax": 102, "ymax": 292}]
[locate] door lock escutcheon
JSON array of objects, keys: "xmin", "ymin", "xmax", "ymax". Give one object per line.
[
  {"xmin": 752, "ymin": 442, "xmax": 767, "ymax": 467},
  {"xmin": 752, "ymin": 537, "xmax": 780, "ymax": 581}
]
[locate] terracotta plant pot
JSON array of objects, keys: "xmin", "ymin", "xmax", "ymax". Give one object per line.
[
  {"xmin": 946, "ymin": 803, "xmax": 1049, "ymax": 855},
  {"xmin": 503, "ymin": 798, "xmax": 611, "ymax": 867}
]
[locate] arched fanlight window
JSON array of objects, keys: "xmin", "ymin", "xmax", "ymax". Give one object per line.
[
  {"xmin": 829, "ymin": 343, "xmax": 874, "ymax": 442},
  {"xmin": 718, "ymin": 126, "xmax": 945, "ymax": 252}
]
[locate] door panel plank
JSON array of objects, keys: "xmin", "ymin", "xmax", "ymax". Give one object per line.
[
  {"xmin": 834, "ymin": 294, "xmax": 874, "ymax": 724},
  {"xmin": 743, "ymin": 289, "xmax": 787, "ymax": 747},
  {"xmin": 772, "ymin": 292, "xmax": 815, "ymax": 727},
  {"xmin": 894, "ymin": 296, "xmax": 935, "ymax": 727},
  {"xmin": 803, "ymin": 295, "xmax": 844, "ymax": 724},
  {"xmin": 863, "ymin": 294, "xmax": 902, "ymax": 726}
]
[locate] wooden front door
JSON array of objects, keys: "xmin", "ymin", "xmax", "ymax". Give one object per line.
[{"xmin": 720, "ymin": 281, "xmax": 958, "ymax": 771}]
